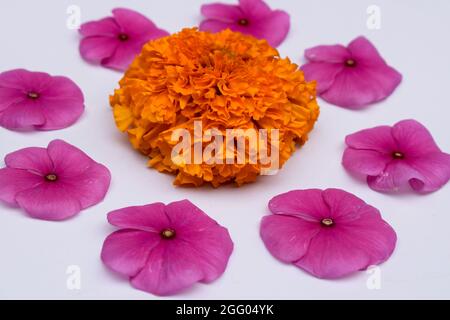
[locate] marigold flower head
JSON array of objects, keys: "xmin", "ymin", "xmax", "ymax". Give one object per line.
[{"xmin": 110, "ymin": 28, "xmax": 319, "ymax": 187}]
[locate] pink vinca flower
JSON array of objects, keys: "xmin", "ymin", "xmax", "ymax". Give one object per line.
[
  {"xmin": 0, "ymin": 69, "xmax": 84, "ymax": 131},
  {"xmin": 101, "ymin": 200, "xmax": 234, "ymax": 296},
  {"xmin": 260, "ymin": 189, "xmax": 397, "ymax": 279},
  {"xmin": 200, "ymin": 0, "xmax": 290, "ymax": 47},
  {"xmin": 343, "ymin": 119, "xmax": 450, "ymax": 194},
  {"xmin": 79, "ymin": 8, "xmax": 169, "ymax": 71},
  {"xmin": 0, "ymin": 140, "xmax": 111, "ymax": 221},
  {"xmin": 301, "ymin": 36, "xmax": 402, "ymax": 109}
]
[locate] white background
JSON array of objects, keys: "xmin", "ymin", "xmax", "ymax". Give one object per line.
[{"xmin": 0, "ymin": 0, "xmax": 449, "ymax": 299}]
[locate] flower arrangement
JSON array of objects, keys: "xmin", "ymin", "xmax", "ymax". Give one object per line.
[
  {"xmin": 110, "ymin": 28, "xmax": 319, "ymax": 187},
  {"xmin": 1, "ymin": 0, "xmax": 450, "ymax": 298}
]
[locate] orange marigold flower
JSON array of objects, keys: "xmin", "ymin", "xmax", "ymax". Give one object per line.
[{"xmin": 110, "ymin": 28, "xmax": 319, "ymax": 187}]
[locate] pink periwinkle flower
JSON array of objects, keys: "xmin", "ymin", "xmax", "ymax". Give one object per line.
[
  {"xmin": 301, "ymin": 36, "xmax": 402, "ymax": 109},
  {"xmin": 260, "ymin": 189, "xmax": 397, "ymax": 279},
  {"xmin": 200, "ymin": 0, "xmax": 290, "ymax": 47},
  {"xmin": 101, "ymin": 200, "xmax": 234, "ymax": 296},
  {"xmin": 79, "ymin": 8, "xmax": 170, "ymax": 71},
  {"xmin": 0, "ymin": 140, "xmax": 111, "ymax": 221},
  {"xmin": 0, "ymin": 69, "xmax": 84, "ymax": 131},
  {"xmin": 343, "ymin": 119, "xmax": 450, "ymax": 194}
]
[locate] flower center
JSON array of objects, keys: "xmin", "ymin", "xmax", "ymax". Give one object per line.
[
  {"xmin": 118, "ymin": 33, "xmax": 129, "ymax": 41},
  {"xmin": 161, "ymin": 229, "xmax": 176, "ymax": 239},
  {"xmin": 238, "ymin": 19, "xmax": 249, "ymax": 26},
  {"xmin": 392, "ymin": 151, "xmax": 404, "ymax": 159},
  {"xmin": 321, "ymin": 218, "xmax": 334, "ymax": 227},
  {"xmin": 345, "ymin": 59, "xmax": 357, "ymax": 67},
  {"xmin": 45, "ymin": 174, "xmax": 58, "ymax": 182},
  {"xmin": 27, "ymin": 92, "xmax": 40, "ymax": 99}
]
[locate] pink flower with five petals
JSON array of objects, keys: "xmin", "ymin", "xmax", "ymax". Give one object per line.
[
  {"xmin": 343, "ymin": 119, "xmax": 450, "ymax": 193},
  {"xmin": 260, "ymin": 189, "xmax": 397, "ymax": 279},
  {"xmin": 101, "ymin": 200, "xmax": 234, "ymax": 296},
  {"xmin": 0, "ymin": 69, "xmax": 84, "ymax": 131},
  {"xmin": 79, "ymin": 8, "xmax": 169, "ymax": 71},
  {"xmin": 301, "ymin": 36, "xmax": 402, "ymax": 109},
  {"xmin": 200, "ymin": 0, "xmax": 290, "ymax": 47},
  {"xmin": 0, "ymin": 140, "xmax": 111, "ymax": 221}
]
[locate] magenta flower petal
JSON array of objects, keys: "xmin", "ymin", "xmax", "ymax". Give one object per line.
[
  {"xmin": 199, "ymin": 20, "xmax": 236, "ymax": 34},
  {"xmin": 5, "ymin": 147, "xmax": 53, "ymax": 173},
  {"xmin": 47, "ymin": 139, "xmax": 95, "ymax": 176},
  {"xmin": 130, "ymin": 241, "xmax": 205, "ymax": 296},
  {"xmin": 100, "ymin": 43, "xmax": 144, "ymax": 71},
  {"xmin": 79, "ymin": 8, "xmax": 169, "ymax": 71},
  {"xmin": 407, "ymin": 152, "xmax": 450, "ymax": 193},
  {"xmin": 345, "ymin": 125, "xmax": 398, "ymax": 153},
  {"xmin": 366, "ymin": 161, "xmax": 421, "ymax": 193},
  {"xmin": 239, "ymin": 0, "xmax": 272, "ymax": 17},
  {"xmin": 343, "ymin": 119, "xmax": 450, "ymax": 193},
  {"xmin": 108, "ymin": 203, "xmax": 169, "ymax": 232},
  {"xmin": 15, "ymin": 183, "xmax": 83, "ymax": 220},
  {"xmin": 260, "ymin": 188, "xmax": 397, "ymax": 279},
  {"xmin": 260, "ymin": 215, "xmax": 319, "ymax": 262},
  {"xmin": 392, "ymin": 119, "xmax": 442, "ymax": 156},
  {"xmin": 180, "ymin": 226, "xmax": 234, "ymax": 284},
  {"xmin": 0, "ymin": 87, "xmax": 24, "ymax": 112},
  {"xmin": 0, "ymin": 100, "xmax": 46, "ymax": 129},
  {"xmin": 343, "ymin": 148, "xmax": 391, "ymax": 176},
  {"xmin": 343, "ymin": 126, "xmax": 397, "ymax": 177},
  {"xmin": 0, "ymin": 140, "xmax": 111, "ymax": 221},
  {"xmin": 0, "ymin": 69, "xmax": 84, "ymax": 131},
  {"xmin": 200, "ymin": 0, "xmax": 290, "ymax": 47},
  {"xmin": 112, "ymin": 8, "xmax": 169, "ymax": 39},
  {"xmin": 79, "ymin": 17, "xmax": 119, "ymax": 37},
  {"xmin": 301, "ymin": 36, "xmax": 402, "ymax": 109},
  {"xmin": 320, "ymin": 63, "xmax": 402, "ymax": 108},
  {"xmin": 79, "ymin": 37, "xmax": 120, "ymax": 65},
  {"xmin": 37, "ymin": 99, "xmax": 84, "ymax": 131},
  {"xmin": 101, "ymin": 200, "xmax": 233, "ymax": 296},
  {"xmin": 321, "ymin": 188, "xmax": 375, "ymax": 222},
  {"xmin": 61, "ymin": 164, "xmax": 112, "ymax": 209},
  {"xmin": 101, "ymin": 230, "xmax": 161, "ymax": 276},
  {"xmin": 200, "ymin": 3, "xmax": 242, "ymax": 21},
  {"xmin": 294, "ymin": 230, "xmax": 370, "ymax": 278},
  {"xmin": 348, "ymin": 36, "xmax": 389, "ymax": 66},
  {"xmin": 0, "ymin": 169, "xmax": 43, "ymax": 206},
  {"xmin": 0, "ymin": 69, "xmax": 52, "ymax": 91},
  {"xmin": 250, "ymin": 10, "xmax": 290, "ymax": 48},
  {"xmin": 269, "ymin": 189, "xmax": 329, "ymax": 221},
  {"xmin": 38, "ymin": 76, "xmax": 84, "ymax": 130},
  {"xmin": 164, "ymin": 199, "xmax": 219, "ymax": 231},
  {"xmin": 295, "ymin": 207, "xmax": 396, "ymax": 278},
  {"xmin": 367, "ymin": 153, "xmax": 450, "ymax": 194},
  {"xmin": 300, "ymin": 62, "xmax": 344, "ymax": 93},
  {"xmin": 165, "ymin": 201, "xmax": 233, "ymax": 283},
  {"xmin": 305, "ymin": 44, "xmax": 349, "ymax": 63}
]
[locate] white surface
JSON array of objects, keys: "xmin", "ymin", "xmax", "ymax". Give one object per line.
[{"xmin": 0, "ymin": 0, "xmax": 449, "ymax": 300}]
